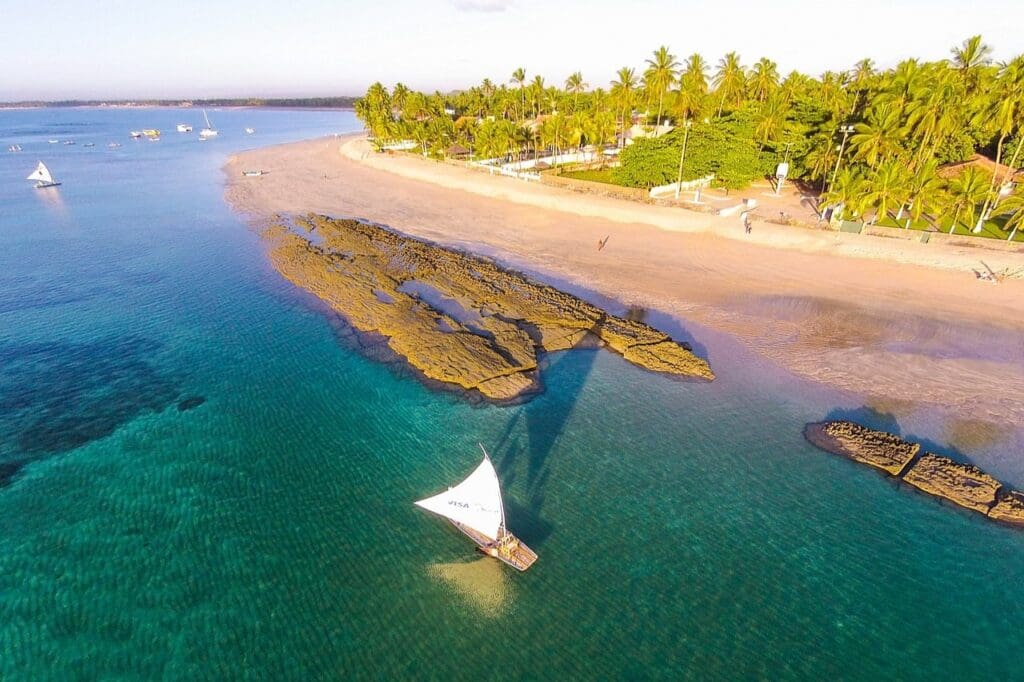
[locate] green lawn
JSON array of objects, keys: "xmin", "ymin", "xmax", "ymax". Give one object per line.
[
  {"xmin": 875, "ymin": 214, "xmax": 1023, "ymax": 242},
  {"xmin": 560, "ymin": 168, "xmax": 621, "ymax": 185}
]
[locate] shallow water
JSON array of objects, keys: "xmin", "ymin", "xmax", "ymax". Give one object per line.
[{"xmin": 1, "ymin": 108, "xmax": 1023, "ymax": 680}]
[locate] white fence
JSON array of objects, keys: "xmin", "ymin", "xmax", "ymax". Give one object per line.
[{"xmin": 649, "ymin": 174, "xmax": 715, "ymax": 199}]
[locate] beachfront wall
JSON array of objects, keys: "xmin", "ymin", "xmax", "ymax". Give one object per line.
[{"xmin": 539, "ymin": 173, "xmax": 650, "ymax": 202}]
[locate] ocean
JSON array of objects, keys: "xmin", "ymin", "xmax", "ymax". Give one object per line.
[{"xmin": 1, "ymin": 107, "xmax": 1022, "ymax": 680}]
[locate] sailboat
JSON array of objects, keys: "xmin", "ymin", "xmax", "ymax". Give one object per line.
[
  {"xmin": 199, "ymin": 110, "xmax": 218, "ymax": 140},
  {"xmin": 415, "ymin": 445, "xmax": 538, "ymax": 572},
  {"xmin": 27, "ymin": 161, "xmax": 60, "ymax": 188}
]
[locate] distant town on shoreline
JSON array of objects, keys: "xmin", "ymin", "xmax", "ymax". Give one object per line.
[{"xmin": 0, "ymin": 97, "xmax": 359, "ymax": 109}]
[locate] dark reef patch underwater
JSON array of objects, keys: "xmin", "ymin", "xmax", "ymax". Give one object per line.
[{"xmin": 0, "ymin": 336, "xmax": 180, "ymax": 484}]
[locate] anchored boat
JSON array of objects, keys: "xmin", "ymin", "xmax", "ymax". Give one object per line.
[
  {"xmin": 176, "ymin": 124, "xmax": 193, "ymax": 133},
  {"xmin": 27, "ymin": 161, "xmax": 60, "ymax": 188},
  {"xmin": 415, "ymin": 446, "xmax": 537, "ymax": 572},
  {"xmin": 199, "ymin": 110, "xmax": 218, "ymax": 139}
]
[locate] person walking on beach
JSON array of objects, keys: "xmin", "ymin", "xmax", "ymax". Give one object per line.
[{"xmin": 741, "ymin": 211, "xmax": 752, "ymax": 234}]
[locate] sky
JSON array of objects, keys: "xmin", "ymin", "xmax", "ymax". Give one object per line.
[{"xmin": 1, "ymin": 0, "xmax": 1022, "ymax": 101}]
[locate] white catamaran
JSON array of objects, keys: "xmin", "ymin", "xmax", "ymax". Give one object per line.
[
  {"xmin": 199, "ymin": 110, "xmax": 218, "ymax": 140},
  {"xmin": 415, "ymin": 446, "xmax": 538, "ymax": 571},
  {"xmin": 26, "ymin": 161, "xmax": 60, "ymax": 188}
]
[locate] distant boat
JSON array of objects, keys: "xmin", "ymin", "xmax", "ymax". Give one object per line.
[
  {"xmin": 199, "ymin": 110, "xmax": 218, "ymax": 139},
  {"xmin": 244, "ymin": 127, "xmax": 255, "ymax": 134},
  {"xmin": 7, "ymin": 144, "xmax": 22, "ymax": 152},
  {"xmin": 63, "ymin": 140, "xmax": 75, "ymax": 145},
  {"xmin": 130, "ymin": 131, "xmax": 143, "ymax": 139},
  {"xmin": 107, "ymin": 142, "xmax": 122, "ymax": 148},
  {"xmin": 26, "ymin": 161, "xmax": 61, "ymax": 189},
  {"xmin": 241, "ymin": 170, "xmax": 266, "ymax": 177},
  {"xmin": 142, "ymin": 129, "xmax": 160, "ymax": 139},
  {"xmin": 415, "ymin": 445, "xmax": 538, "ymax": 572},
  {"xmin": 48, "ymin": 139, "xmax": 59, "ymax": 144},
  {"xmin": 176, "ymin": 124, "xmax": 193, "ymax": 133},
  {"xmin": 83, "ymin": 142, "xmax": 95, "ymax": 148}
]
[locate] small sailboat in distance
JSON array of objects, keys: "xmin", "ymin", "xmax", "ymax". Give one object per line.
[
  {"xmin": 27, "ymin": 161, "xmax": 61, "ymax": 188},
  {"xmin": 199, "ymin": 110, "xmax": 218, "ymax": 140},
  {"xmin": 415, "ymin": 445, "xmax": 538, "ymax": 572}
]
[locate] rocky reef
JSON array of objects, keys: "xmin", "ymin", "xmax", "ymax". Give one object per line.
[
  {"xmin": 263, "ymin": 215, "xmax": 714, "ymax": 401},
  {"xmin": 805, "ymin": 420, "xmax": 1024, "ymax": 528},
  {"xmin": 803, "ymin": 421, "xmax": 919, "ymax": 476},
  {"xmin": 901, "ymin": 454, "xmax": 1001, "ymax": 513}
]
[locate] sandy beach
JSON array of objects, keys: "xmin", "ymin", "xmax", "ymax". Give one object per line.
[{"xmin": 224, "ymin": 135, "xmax": 1024, "ymax": 425}]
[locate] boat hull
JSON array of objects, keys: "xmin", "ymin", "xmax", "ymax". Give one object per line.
[
  {"xmin": 34, "ymin": 182, "xmax": 61, "ymax": 189},
  {"xmin": 452, "ymin": 522, "xmax": 538, "ymax": 572}
]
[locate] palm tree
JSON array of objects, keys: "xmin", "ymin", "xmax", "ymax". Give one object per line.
[
  {"xmin": 822, "ymin": 167, "xmax": 866, "ymax": 221},
  {"xmin": 862, "ymin": 160, "xmax": 911, "ymax": 224},
  {"xmin": 972, "ymin": 55, "xmax": 1024, "ymax": 227},
  {"xmin": 644, "ymin": 46, "xmax": 680, "ymax": 129},
  {"xmin": 849, "ymin": 104, "xmax": 904, "ymax": 168},
  {"xmin": 755, "ymin": 93, "xmax": 788, "ymax": 151},
  {"xmin": 902, "ymin": 159, "xmax": 945, "ymax": 228},
  {"xmin": 713, "ymin": 52, "xmax": 745, "ymax": 117},
  {"xmin": 804, "ymin": 134, "xmax": 839, "ymax": 189},
  {"xmin": 565, "ymin": 71, "xmax": 588, "ymax": 112},
  {"xmin": 529, "ymin": 75, "xmax": 545, "ymax": 117},
  {"xmin": 849, "ymin": 58, "xmax": 875, "ymax": 114},
  {"xmin": 610, "ymin": 67, "xmax": 639, "ymax": 147},
  {"xmin": 904, "ymin": 67, "xmax": 960, "ymax": 167},
  {"xmin": 749, "ymin": 57, "xmax": 779, "ymax": 102},
  {"xmin": 943, "ymin": 167, "xmax": 989, "ymax": 234},
  {"xmin": 818, "ymin": 71, "xmax": 850, "ymax": 121},
  {"xmin": 510, "ymin": 67, "xmax": 527, "ymax": 120},
  {"xmin": 881, "ymin": 59, "xmax": 923, "ymax": 116},
  {"xmin": 676, "ymin": 53, "xmax": 709, "ymax": 121},
  {"xmin": 997, "ymin": 192, "xmax": 1024, "ymax": 241},
  {"xmin": 951, "ymin": 35, "xmax": 992, "ymax": 93}
]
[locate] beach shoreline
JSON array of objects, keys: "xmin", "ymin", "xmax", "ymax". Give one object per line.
[{"xmin": 224, "ymin": 134, "xmax": 1024, "ymax": 426}]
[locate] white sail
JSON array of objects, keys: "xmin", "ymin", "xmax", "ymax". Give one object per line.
[
  {"xmin": 415, "ymin": 456, "xmax": 505, "ymax": 541},
  {"xmin": 25, "ymin": 159, "xmax": 51, "ymax": 180},
  {"xmin": 26, "ymin": 162, "xmax": 52, "ymax": 183}
]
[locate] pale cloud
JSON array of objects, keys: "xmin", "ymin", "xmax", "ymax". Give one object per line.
[{"xmin": 451, "ymin": 0, "xmax": 512, "ymax": 12}]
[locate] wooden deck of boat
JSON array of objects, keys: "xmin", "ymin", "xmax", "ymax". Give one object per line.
[{"xmin": 454, "ymin": 523, "xmax": 538, "ymax": 572}]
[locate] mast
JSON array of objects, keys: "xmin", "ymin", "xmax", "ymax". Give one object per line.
[{"xmin": 478, "ymin": 443, "xmax": 507, "ymax": 537}]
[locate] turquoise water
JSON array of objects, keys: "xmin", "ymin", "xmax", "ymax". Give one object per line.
[{"xmin": 1, "ymin": 108, "xmax": 1023, "ymax": 680}]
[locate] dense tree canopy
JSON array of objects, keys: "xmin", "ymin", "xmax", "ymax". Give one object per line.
[{"xmin": 356, "ymin": 36, "xmax": 1024, "ymax": 239}]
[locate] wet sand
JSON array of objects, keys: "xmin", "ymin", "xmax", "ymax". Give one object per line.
[{"xmin": 224, "ymin": 135, "xmax": 1024, "ymax": 425}]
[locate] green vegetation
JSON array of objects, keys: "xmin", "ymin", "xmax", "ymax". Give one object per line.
[
  {"xmin": 356, "ymin": 36, "xmax": 1024, "ymax": 241},
  {"xmin": 560, "ymin": 168, "xmax": 618, "ymax": 184}
]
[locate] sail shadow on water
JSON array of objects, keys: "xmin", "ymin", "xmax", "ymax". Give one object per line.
[{"xmin": 494, "ymin": 323, "xmax": 602, "ymax": 544}]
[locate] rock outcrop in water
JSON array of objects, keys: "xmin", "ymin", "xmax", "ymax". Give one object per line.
[
  {"xmin": 803, "ymin": 421, "xmax": 919, "ymax": 476},
  {"xmin": 804, "ymin": 420, "xmax": 1024, "ymax": 528},
  {"xmin": 264, "ymin": 215, "xmax": 714, "ymax": 401},
  {"xmin": 901, "ymin": 454, "xmax": 1001, "ymax": 513}
]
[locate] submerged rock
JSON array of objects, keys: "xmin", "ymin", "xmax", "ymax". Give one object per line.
[
  {"xmin": 264, "ymin": 215, "xmax": 714, "ymax": 401},
  {"xmin": 902, "ymin": 454, "xmax": 1001, "ymax": 514},
  {"xmin": 988, "ymin": 490, "xmax": 1024, "ymax": 527},
  {"xmin": 177, "ymin": 396, "xmax": 207, "ymax": 412},
  {"xmin": 804, "ymin": 421, "xmax": 919, "ymax": 476}
]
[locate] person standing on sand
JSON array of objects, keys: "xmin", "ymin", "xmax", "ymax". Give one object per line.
[{"xmin": 741, "ymin": 211, "xmax": 752, "ymax": 234}]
